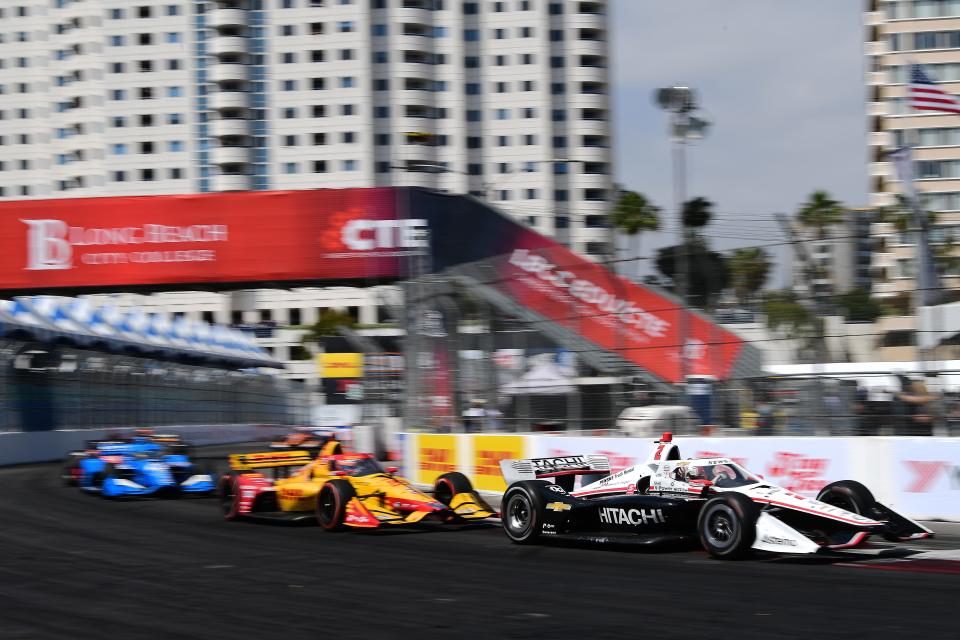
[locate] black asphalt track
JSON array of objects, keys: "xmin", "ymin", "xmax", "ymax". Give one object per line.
[{"xmin": 0, "ymin": 444, "xmax": 955, "ymax": 639}]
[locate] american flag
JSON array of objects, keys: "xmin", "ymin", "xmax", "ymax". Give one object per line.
[{"xmin": 910, "ymin": 63, "xmax": 960, "ymax": 114}]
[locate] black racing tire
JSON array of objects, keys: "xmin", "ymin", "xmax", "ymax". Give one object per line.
[
  {"xmin": 501, "ymin": 481, "xmax": 549, "ymax": 545},
  {"xmin": 817, "ymin": 480, "xmax": 888, "ymax": 541},
  {"xmin": 816, "ymin": 480, "xmax": 876, "ymax": 516},
  {"xmin": 316, "ymin": 480, "xmax": 358, "ymax": 531},
  {"xmin": 60, "ymin": 453, "xmax": 85, "ymax": 486},
  {"xmin": 697, "ymin": 493, "xmax": 759, "ymax": 559},
  {"xmin": 218, "ymin": 473, "xmax": 243, "ymax": 520},
  {"xmin": 433, "ymin": 472, "xmax": 474, "ymax": 506}
]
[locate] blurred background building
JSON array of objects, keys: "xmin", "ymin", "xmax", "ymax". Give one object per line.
[
  {"xmin": 0, "ymin": 0, "xmax": 612, "ymax": 387},
  {"xmin": 865, "ymin": 0, "xmax": 960, "ymax": 299}
]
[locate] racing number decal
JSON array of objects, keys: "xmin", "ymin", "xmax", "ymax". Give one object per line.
[{"xmin": 653, "ymin": 445, "xmax": 665, "ymax": 461}]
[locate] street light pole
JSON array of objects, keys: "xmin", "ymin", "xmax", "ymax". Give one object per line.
[{"xmin": 655, "ymin": 86, "xmax": 710, "ymax": 403}]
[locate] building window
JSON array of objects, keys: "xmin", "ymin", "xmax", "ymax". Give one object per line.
[
  {"xmin": 550, "ymin": 29, "xmax": 564, "ymax": 41},
  {"xmin": 284, "ymin": 162, "xmax": 299, "ymax": 174},
  {"xmin": 165, "ymin": 32, "xmax": 181, "ymax": 44},
  {"xmin": 375, "ymin": 106, "xmax": 390, "ymax": 118},
  {"xmin": 341, "ymin": 104, "xmax": 356, "ymax": 115},
  {"xmin": 342, "ymin": 132, "xmax": 356, "ymax": 143},
  {"xmin": 311, "ymin": 50, "xmax": 325, "ymax": 62},
  {"xmin": 340, "ymin": 77, "xmax": 355, "ymax": 88},
  {"xmin": 373, "ymin": 24, "xmax": 388, "ymax": 36},
  {"xmin": 312, "ymin": 105, "xmax": 327, "ymax": 117},
  {"xmin": 313, "ymin": 160, "xmax": 327, "ymax": 173},
  {"xmin": 340, "ymin": 49, "xmax": 354, "ymax": 60},
  {"xmin": 374, "ymin": 51, "xmax": 389, "ymax": 63},
  {"xmin": 343, "ymin": 159, "xmax": 358, "ymax": 171},
  {"xmin": 465, "ymin": 56, "xmax": 479, "ymax": 68},
  {"xmin": 339, "ymin": 21, "xmax": 354, "ymax": 32},
  {"xmin": 281, "ymin": 25, "xmax": 296, "ymax": 35},
  {"xmin": 495, "ymin": 108, "xmax": 509, "ymax": 120},
  {"xmin": 313, "ymin": 133, "xmax": 327, "ymax": 145},
  {"xmin": 282, "ymin": 79, "xmax": 298, "ymax": 90},
  {"xmin": 112, "ymin": 171, "xmax": 127, "ymax": 182}
]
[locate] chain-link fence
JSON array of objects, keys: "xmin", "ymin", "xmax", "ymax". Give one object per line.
[{"xmin": 0, "ymin": 338, "xmax": 307, "ymax": 433}]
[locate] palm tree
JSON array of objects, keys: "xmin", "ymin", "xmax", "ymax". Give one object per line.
[
  {"xmin": 797, "ymin": 190, "xmax": 844, "ymax": 239},
  {"xmin": 682, "ymin": 196, "xmax": 714, "ymax": 230},
  {"xmin": 729, "ymin": 247, "xmax": 771, "ymax": 305},
  {"xmin": 607, "ymin": 190, "xmax": 661, "ymax": 278}
]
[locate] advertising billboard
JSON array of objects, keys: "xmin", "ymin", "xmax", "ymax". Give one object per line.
[{"xmin": 0, "ymin": 189, "xmax": 403, "ymax": 290}]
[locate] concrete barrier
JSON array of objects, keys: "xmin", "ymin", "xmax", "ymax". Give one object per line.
[
  {"xmin": 0, "ymin": 424, "xmax": 292, "ymax": 466},
  {"xmin": 398, "ymin": 433, "xmax": 960, "ymax": 522}
]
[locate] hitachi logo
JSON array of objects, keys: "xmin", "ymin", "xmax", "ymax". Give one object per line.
[{"xmin": 598, "ymin": 507, "xmax": 665, "ymax": 526}]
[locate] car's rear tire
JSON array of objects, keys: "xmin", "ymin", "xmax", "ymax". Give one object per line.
[
  {"xmin": 218, "ymin": 473, "xmax": 243, "ymax": 520},
  {"xmin": 60, "ymin": 453, "xmax": 85, "ymax": 486},
  {"xmin": 501, "ymin": 481, "xmax": 548, "ymax": 545},
  {"xmin": 316, "ymin": 480, "xmax": 357, "ymax": 531},
  {"xmin": 698, "ymin": 493, "xmax": 759, "ymax": 559},
  {"xmin": 433, "ymin": 471, "xmax": 473, "ymax": 506}
]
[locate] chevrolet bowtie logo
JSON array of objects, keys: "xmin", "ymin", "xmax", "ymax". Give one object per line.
[{"xmin": 546, "ymin": 502, "xmax": 572, "ymax": 512}]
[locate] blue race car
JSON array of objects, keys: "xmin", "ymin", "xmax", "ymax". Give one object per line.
[{"xmin": 61, "ymin": 433, "xmax": 215, "ymax": 498}]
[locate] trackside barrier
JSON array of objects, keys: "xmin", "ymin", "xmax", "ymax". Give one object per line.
[
  {"xmin": 398, "ymin": 433, "xmax": 960, "ymax": 522},
  {"xmin": 0, "ymin": 424, "xmax": 294, "ymax": 467}
]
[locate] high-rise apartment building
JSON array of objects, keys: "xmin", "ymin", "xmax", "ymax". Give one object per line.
[
  {"xmin": 0, "ymin": 0, "xmax": 612, "ymax": 385},
  {"xmin": 865, "ymin": 0, "xmax": 960, "ymax": 299},
  {"xmin": 0, "ymin": 0, "xmax": 612, "ymax": 257}
]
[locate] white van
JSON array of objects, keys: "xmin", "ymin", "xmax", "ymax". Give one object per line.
[{"xmin": 616, "ymin": 405, "xmax": 700, "ymax": 438}]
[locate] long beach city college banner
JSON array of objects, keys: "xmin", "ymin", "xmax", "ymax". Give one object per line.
[{"xmin": 0, "ymin": 189, "xmax": 408, "ymax": 289}]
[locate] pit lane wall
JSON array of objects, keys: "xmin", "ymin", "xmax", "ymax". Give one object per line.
[
  {"xmin": 398, "ymin": 433, "xmax": 960, "ymax": 522},
  {"xmin": 0, "ymin": 424, "xmax": 293, "ymax": 466}
]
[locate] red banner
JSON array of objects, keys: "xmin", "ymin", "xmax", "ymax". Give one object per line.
[
  {"xmin": 0, "ymin": 189, "xmax": 407, "ymax": 289},
  {"xmin": 498, "ymin": 244, "xmax": 743, "ymax": 383}
]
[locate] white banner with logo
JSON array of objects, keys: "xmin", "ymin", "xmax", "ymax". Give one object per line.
[{"xmin": 887, "ymin": 438, "xmax": 960, "ymax": 520}]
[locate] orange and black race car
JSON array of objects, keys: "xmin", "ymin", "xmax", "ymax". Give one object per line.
[
  {"xmin": 218, "ymin": 441, "xmax": 495, "ymax": 530},
  {"xmin": 269, "ymin": 427, "xmax": 344, "ymax": 453}
]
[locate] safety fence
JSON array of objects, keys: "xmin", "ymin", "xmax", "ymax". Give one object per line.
[
  {"xmin": 397, "ymin": 432, "xmax": 960, "ymax": 521},
  {"xmin": 0, "ymin": 338, "xmax": 308, "ymax": 433}
]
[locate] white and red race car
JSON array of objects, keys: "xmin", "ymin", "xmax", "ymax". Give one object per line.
[{"xmin": 499, "ymin": 432, "xmax": 933, "ymax": 558}]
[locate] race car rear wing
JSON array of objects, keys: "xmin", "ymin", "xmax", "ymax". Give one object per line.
[
  {"xmin": 228, "ymin": 450, "xmax": 314, "ymax": 471},
  {"xmin": 500, "ymin": 454, "xmax": 611, "ymax": 488}
]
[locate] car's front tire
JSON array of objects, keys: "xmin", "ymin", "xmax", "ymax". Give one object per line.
[
  {"xmin": 816, "ymin": 480, "xmax": 875, "ymax": 515},
  {"xmin": 218, "ymin": 473, "xmax": 242, "ymax": 520},
  {"xmin": 316, "ymin": 480, "xmax": 357, "ymax": 531},
  {"xmin": 697, "ymin": 493, "xmax": 759, "ymax": 559},
  {"xmin": 501, "ymin": 481, "xmax": 548, "ymax": 545},
  {"xmin": 433, "ymin": 471, "xmax": 474, "ymax": 506}
]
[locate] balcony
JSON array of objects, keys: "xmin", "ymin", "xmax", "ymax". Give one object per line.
[
  {"xmin": 210, "ymin": 118, "xmax": 250, "ymax": 137},
  {"xmin": 211, "ymin": 146, "xmax": 250, "ymax": 165},
  {"xmin": 210, "ymin": 91, "xmax": 248, "ymax": 110},
  {"xmin": 209, "ymin": 63, "xmax": 248, "ymax": 83},
  {"xmin": 211, "ymin": 174, "xmax": 250, "ymax": 191},
  {"xmin": 209, "ymin": 36, "xmax": 247, "ymax": 57},
  {"xmin": 208, "ymin": 8, "xmax": 247, "ymax": 29}
]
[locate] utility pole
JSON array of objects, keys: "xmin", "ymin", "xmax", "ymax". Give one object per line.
[{"xmin": 654, "ymin": 86, "xmax": 710, "ymax": 403}]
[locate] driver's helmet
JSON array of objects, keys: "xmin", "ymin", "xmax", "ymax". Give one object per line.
[{"xmin": 685, "ymin": 465, "xmax": 707, "ymax": 482}]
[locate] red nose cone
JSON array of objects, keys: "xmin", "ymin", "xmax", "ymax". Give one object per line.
[{"xmin": 661, "ymin": 432, "xmax": 673, "ymax": 443}]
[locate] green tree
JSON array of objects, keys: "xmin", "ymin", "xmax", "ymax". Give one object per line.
[
  {"xmin": 655, "ymin": 239, "xmax": 730, "ymax": 309},
  {"xmin": 607, "ymin": 190, "xmax": 660, "ymax": 276},
  {"xmin": 797, "ymin": 190, "xmax": 844, "ymax": 239},
  {"xmin": 835, "ymin": 288, "xmax": 882, "ymax": 323},
  {"xmin": 682, "ymin": 196, "xmax": 714, "ymax": 229},
  {"xmin": 763, "ymin": 290, "xmax": 815, "ymax": 333},
  {"xmin": 728, "ymin": 247, "xmax": 771, "ymax": 304},
  {"xmin": 301, "ymin": 309, "xmax": 357, "ymax": 345}
]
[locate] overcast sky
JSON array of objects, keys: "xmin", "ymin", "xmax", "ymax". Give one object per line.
[{"xmin": 610, "ymin": 1, "xmax": 868, "ymax": 288}]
